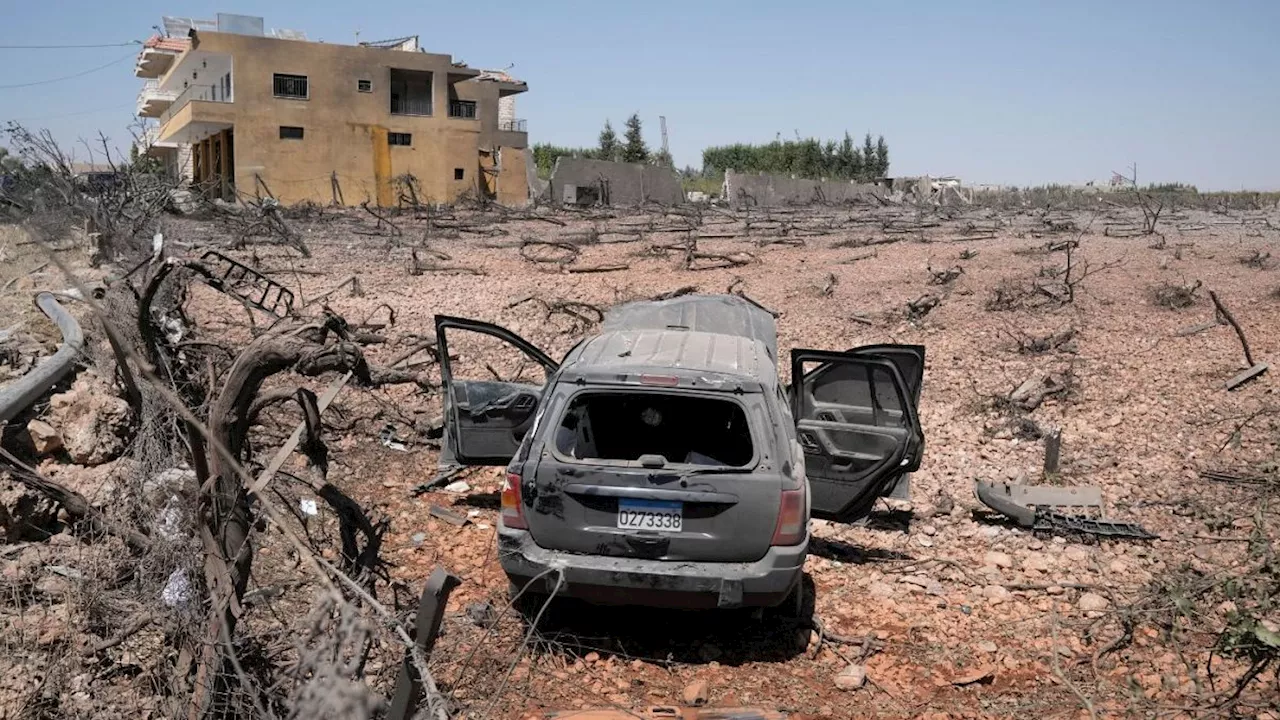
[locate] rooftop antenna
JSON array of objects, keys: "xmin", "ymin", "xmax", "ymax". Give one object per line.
[{"xmin": 659, "ymin": 116, "xmax": 669, "ymax": 155}]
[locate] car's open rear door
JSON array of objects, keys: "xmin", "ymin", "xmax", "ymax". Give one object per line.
[
  {"xmin": 790, "ymin": 347, "xmax": 924, "ymax": 522},
  {"xmin": 435, "ymin": 316, "xmax": 558, "ymax": 466}
]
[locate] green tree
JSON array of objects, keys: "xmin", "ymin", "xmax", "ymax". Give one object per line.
[
  {"xmin": 874, "ymin": 135, "xmax": 889, "ymax": 177},
  {"xmin": 652, "ymin": 149, "xmax": 673, "ymax": 167},
  {"xmin": 861, "ymin": 133, "xmax": 876, "ymax": 178},
  {"xmin": 621, "ymin": 113, "xmax": 649, "ymax": 164},
  {"xmin": 597, "ymin": 120, "xmax": 619, "ymax": 162},
  {"xmin": 128, "ymin": 143, "xmax": 163, "ymax": 175}
]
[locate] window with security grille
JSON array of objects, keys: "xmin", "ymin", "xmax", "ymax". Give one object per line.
[{"xmin": 273, "ymin": 73, "xmax": 308, "ymax": 99}]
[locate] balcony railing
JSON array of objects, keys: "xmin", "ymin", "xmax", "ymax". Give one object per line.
[
  {"xmin": 448, "ymin": 100, "xmax": 477, "ymax": 119},
  {"xmin": 158, "ymin": 83, "xmax": 233, "ymax": 128},
  {"xmin": 136, "ymin": 79, "xmax": 180, "ymax": 116},
  {"xmin": 390, "ymin": 95, "xmax": 432, "ymax": 116},
  {"xmin": 498, "ymin": 119, "xmax": 527, "ymax": 133}
]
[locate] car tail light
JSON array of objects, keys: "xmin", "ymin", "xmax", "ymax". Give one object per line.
[
  {"xmin": 771, "ymin": 486, "xmax": 806, "ymax": 545},
  {"xmin": 501, "ymin": 472, "xmax": 528, "ymax": 529}
]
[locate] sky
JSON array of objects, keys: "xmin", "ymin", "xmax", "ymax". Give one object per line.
[{"xmin": 1, "ymin": 0, "xmax": 1277, "ymax": 190}]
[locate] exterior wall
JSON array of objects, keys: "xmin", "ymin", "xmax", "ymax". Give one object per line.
[
  {"xmin": 549, "ymin": 158, "xmax": 683, "ymax": 206},
  {"xmin": 160, "ymin": 31, "xmax": 527, "ymax": 206},
  {"xmin": 724, "ymin": 170, "xmax": 881, "ymax": 207}
]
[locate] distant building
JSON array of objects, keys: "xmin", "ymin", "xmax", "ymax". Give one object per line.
[{"xmin": 134, "ymin": 14, "xmax": 531, "ymax": 207}]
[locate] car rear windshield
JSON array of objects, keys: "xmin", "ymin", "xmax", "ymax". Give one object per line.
[{"xmin": 553, "ymin": 391, "xmax": 754, "ymax": 467}]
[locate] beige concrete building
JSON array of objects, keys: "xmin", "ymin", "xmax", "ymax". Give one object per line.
[{"xmin": 136, "ymin": 14, "xmax": 530, "ymax": 207}]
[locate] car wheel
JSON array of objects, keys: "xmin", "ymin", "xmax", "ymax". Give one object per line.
[
  {"xmin": 509, "ymin": 580, "xmax": 553, "ymax": 619},
  {"xmin": 773, "ymin": 573, "xmax": 815, "ymax": 623}
]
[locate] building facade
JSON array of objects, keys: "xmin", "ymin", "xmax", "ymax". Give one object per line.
[{"xmin": 136, "ymin": 14, "xmax": 530, "ymax": 207}]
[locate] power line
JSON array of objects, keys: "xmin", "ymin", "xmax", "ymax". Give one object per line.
[
  {"xmin": 0, "ymin": 41, "xmax": 140, "ymax": 49},
  {"xmin": 6, "ymin": 103, "xmax": 135, "ymax": 122},
  {"xmin": 0, "ymin": 51, "xmax": 136, "ymax": 89}
]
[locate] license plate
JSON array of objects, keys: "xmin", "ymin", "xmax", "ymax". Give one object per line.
[{"xmin": 616, "ymin": 499, "xmax": 682, "ymax": 532}]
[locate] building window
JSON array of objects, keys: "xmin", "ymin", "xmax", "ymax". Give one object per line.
[
  {"xmin": 279, "ymin": 126, "xmax": 304, "ymax": 140},
  {"xmin": 388, "ymin": 132, "xmax": 412, "ymax": 146},
  {"xmin": 448, "ymin": 100, "xmax": 477, "ymax": 119},
  {"xmin": 273, "ymin": 73, "xmax": 308, "ymax": 99},
  {"xmin": 389, "ymin": 69, "xmax": 432, "ymax": 115},
  {"xmin": 357, "ymin": 79, "xmax": 372, "ymax": 93},
  {"xmin": 454, "ymin": 168, "xmax": 465, "ymax": 180}
]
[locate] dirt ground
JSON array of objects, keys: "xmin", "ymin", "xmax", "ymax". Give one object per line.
[{"xmin": 6, "ymin": 199, "xmax": 1279, "ymax": 718}]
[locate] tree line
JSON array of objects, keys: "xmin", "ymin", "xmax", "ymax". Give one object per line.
[
  {"xmin": 701, "ymin": 132, "xmax": 888, "ymax": 182},
  {"xmin": 532, "ymin": 113, "xmax": 672, "ymax": 177},
  {"xmin": 533, "ymin": 122, "xmax": 891, "ymax": 183}
]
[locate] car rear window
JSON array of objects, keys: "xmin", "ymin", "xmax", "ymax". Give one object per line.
[{"xmin": 553, "ymin": 391, "xmax": 754, "ymax": 467}]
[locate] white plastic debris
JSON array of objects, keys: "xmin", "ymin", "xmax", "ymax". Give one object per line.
[
  {"xmin": 161, "ymin": 569, "xmax": 191, "ymax": 607},
  {"xmin": 443, "ymin": 480, "xmax": 471, "ymax": 494},
  {"xmin": 299, "ymin": 498, "xmax": 318, "ymax": 516},
  {"xmin": 156, "ymin": 495, "xmax": 184, "ymax": 541}
]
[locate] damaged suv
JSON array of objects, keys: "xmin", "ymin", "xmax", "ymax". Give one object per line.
[{"xmin": 435, "ymin": 295, "xmax": 924, "ymax": 609}]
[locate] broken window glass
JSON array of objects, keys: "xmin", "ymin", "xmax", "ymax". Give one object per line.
[{"xmin": 554, "ymin": 392, "xmax": 754, "ymax": 467}]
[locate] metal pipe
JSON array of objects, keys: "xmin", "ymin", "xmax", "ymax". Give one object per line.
[{"xmin": 0, "ymin": 292, "xmax": 84, "ymax": 426}]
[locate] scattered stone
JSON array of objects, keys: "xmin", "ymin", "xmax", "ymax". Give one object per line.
[
  {"xmin": 27, "ymin": 420, "xmax": 62, "ymax": 455},
  {"xmin": 868, "ymin": 581, "xmax": 895, "ymax": 598},
  {"xmin": 975, "ymin": 640, "xmax": 999, "ymax": 654},
  {"xmin": 984, "ymin": 551, "xmax": 1013, "ymax": 569},
  {"xmin": 922, "ymin": 524, "xmax": 938, "ymax": 536},
  {"xmin": 681, "ymin": 679, "xmax": 709, "ymax": 706},
  {"xmin": 834, "ymin": 664, "xmax": 867, "ymax": 691},
  {"xmin": 917, "ymin": 536, "xmax": 934, "ymax": 548},
  {"xmin": 46, "ymin": 372, "xmax": 131, "ymax": 466},
  {"xmin": 983, "ymin": 585, "xmax": 1011, "ymax": 604},
  {"xmin": 0, "ymin": 475, "xmax": 59, "ymax": 543},
  {"xmin": 935, "ymin": 493, "xmax": 955, "ymax": 515},
  {"xmin": 951, "ymin": 664, "xmax": 996, "ymax": 686},
  {"xmin": 1064, "ymin": 545, "xmax": 1089, "ymax": 562},
  {"xmin": 465, "ymin": 602, "xmax": 498, "ymax": 628},
  {"xmin": 1046, "ymin": 585, "xmax": 1066, "ymax": 595},
  {"xmin": 1078, "ymin": 592, "xmax": 1110, "ymax": 612},
  {"xmin": 1023, "ymin": 555, "xmax": 1051, "ymax": 572}
]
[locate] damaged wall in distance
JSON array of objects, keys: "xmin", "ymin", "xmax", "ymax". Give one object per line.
[
  {"xmin": 724, "ymin": 170, "xmax": 882, "ymax": 207},
  {"xmin": 549, "ymin": 158, "xmax": 683, "ymax": 206}
]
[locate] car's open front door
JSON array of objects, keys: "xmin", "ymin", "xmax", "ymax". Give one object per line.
[
  {"xmin": 790, "ymin": 347, "xmax": 924, "ymax": 522},
  {"xmin": 435, "ymin": 316, "xmax": 558, "ymax": 466}
]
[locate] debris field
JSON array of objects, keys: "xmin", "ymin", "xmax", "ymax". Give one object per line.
[{"xmin": 2, "ymin": 194, "xmax": 1278, "ymax": 719}]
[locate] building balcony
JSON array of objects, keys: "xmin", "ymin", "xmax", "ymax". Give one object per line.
[
  {"xmin": 136, "ymin": 80, "xmax": 181, "ymax": 118},
  {"xmin": 157, "ymin": 84, "xmax": 235, "ymax": 144},
  {"xmin": 134, "ymin": 36, "xmax": 189, "ymax": 78},
  {"xmin": 496, "ymin": 118, "xmax": 528, "ymax": 148}
]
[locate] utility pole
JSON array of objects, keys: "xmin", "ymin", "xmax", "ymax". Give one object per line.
[
  {"xmin": 1129, "ymin": 162, "xmax": 1138, "ymax": 187},
  {"xmin": 659, "ymin": 116, "xmax": 669, "ymax": 156}
]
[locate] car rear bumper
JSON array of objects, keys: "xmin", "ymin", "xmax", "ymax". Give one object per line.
[{"xmin": 498, "ymin": 526, "xmax": 806, "ymax": 609}]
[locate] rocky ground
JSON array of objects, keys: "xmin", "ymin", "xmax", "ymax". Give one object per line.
[{"xmin": 2, "ymin": 199, "xmax": 1278, "ymax": 718}]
